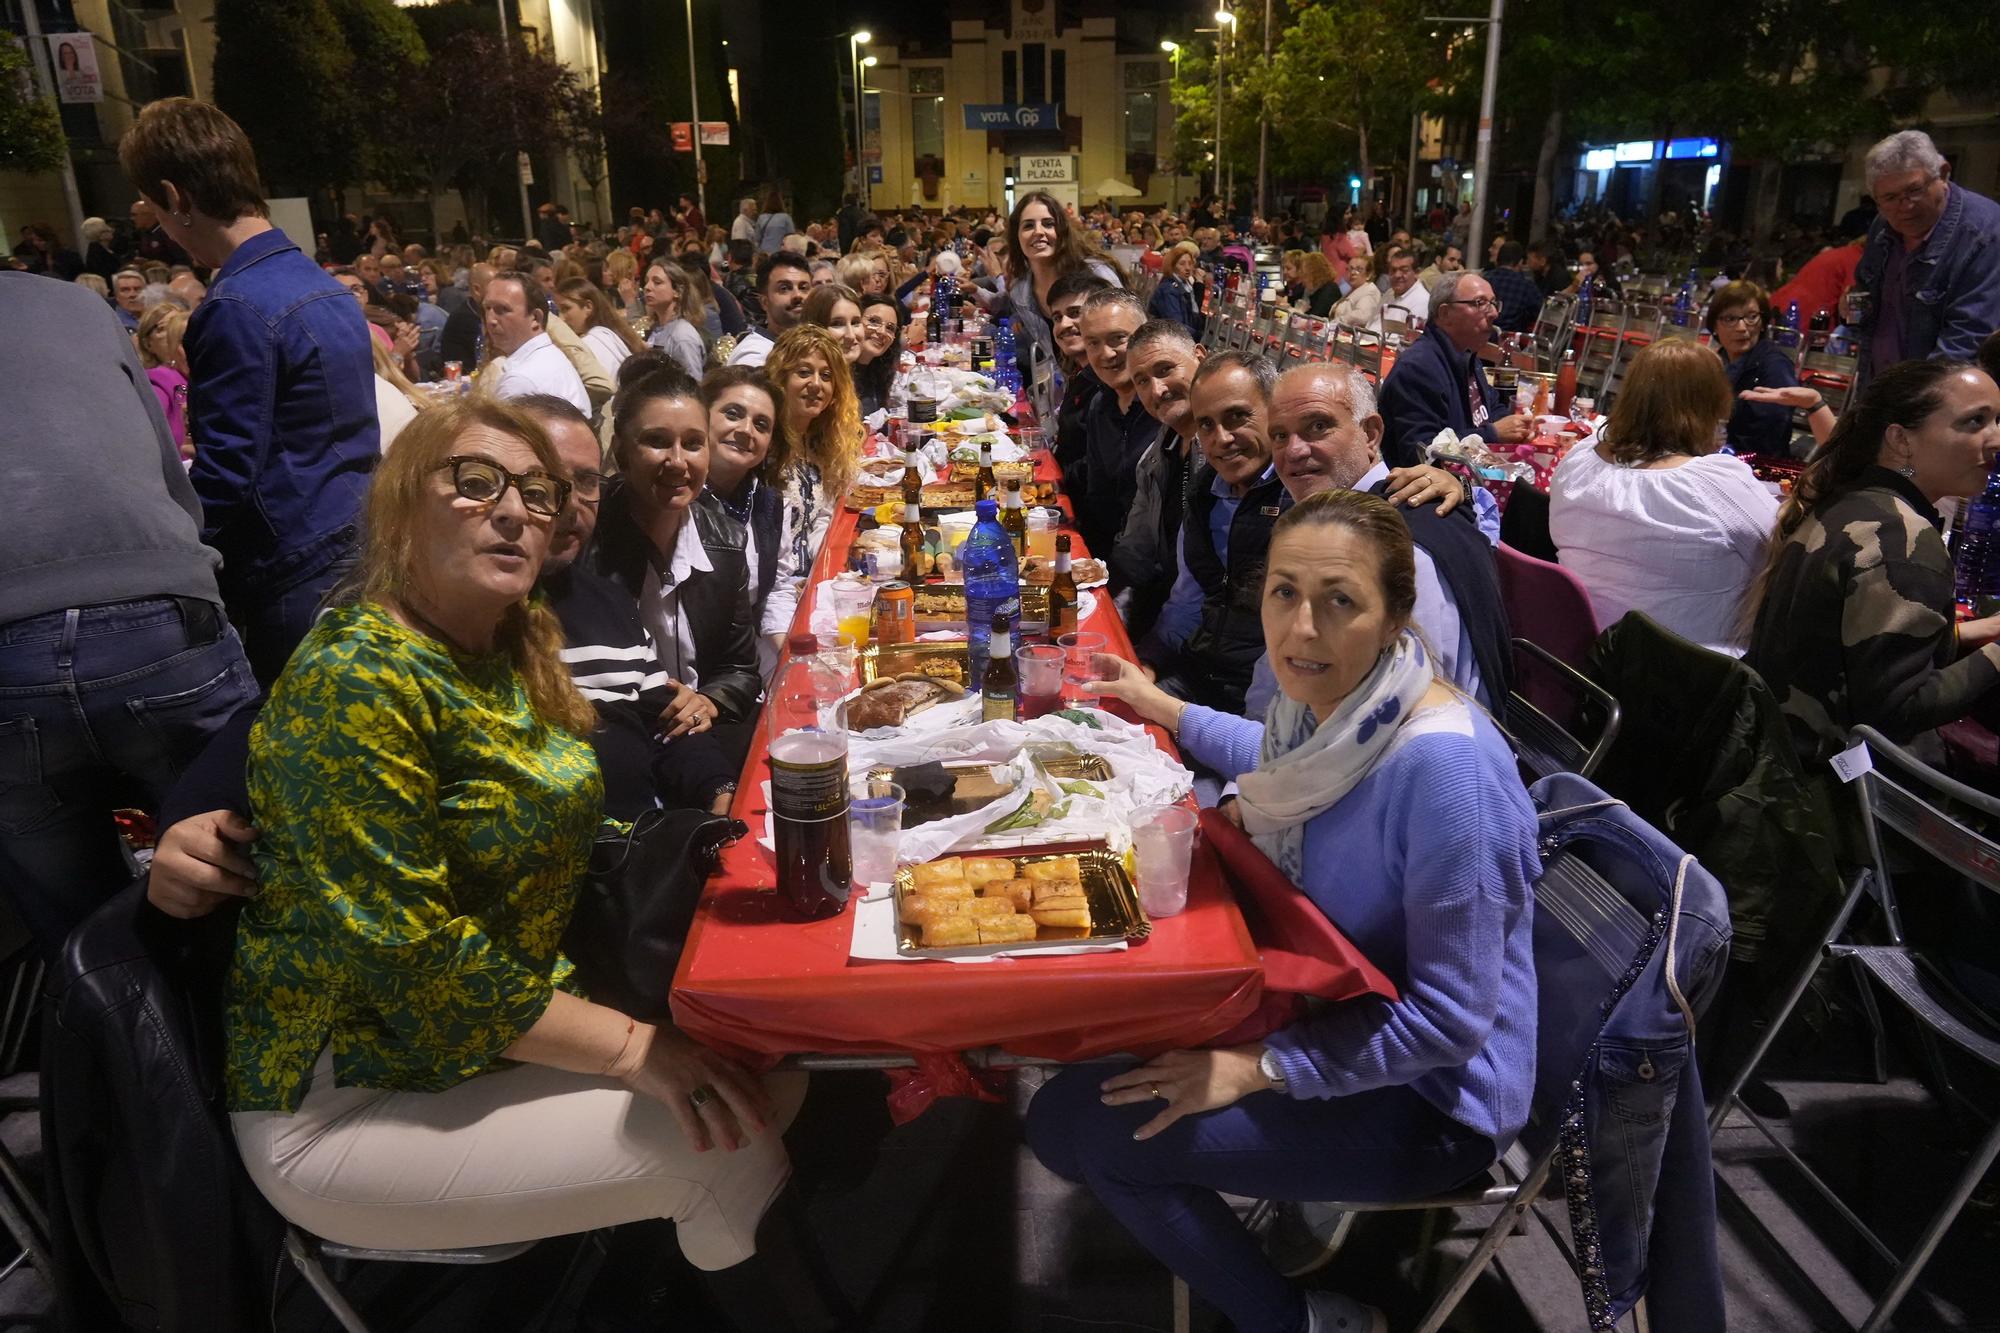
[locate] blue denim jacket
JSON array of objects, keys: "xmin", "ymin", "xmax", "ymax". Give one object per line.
[
  {"xmin": 185, "ymin": 227, "xmax": 378, "ymax": 600},
  {"xmin": 1852, "ymin": 182, "xmax": 2000, "ymax": 387},
  {"xmin": 1532, "ymin": 772, "xmax": 1731, "ymax": 1331}
]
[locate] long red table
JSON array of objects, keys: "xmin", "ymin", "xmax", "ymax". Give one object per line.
[{"xmin": 670, "ymin": 446, "xmax": 1263, "ymax": 1063}]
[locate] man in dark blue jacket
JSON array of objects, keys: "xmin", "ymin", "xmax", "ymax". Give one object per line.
[
  {"xmin": 120, "ymin": 98, "xmax": 378, "ymax": 686},
  {"xmin": 1376, "ymin": 271, "xmax": 1533, "ymax": 467}
]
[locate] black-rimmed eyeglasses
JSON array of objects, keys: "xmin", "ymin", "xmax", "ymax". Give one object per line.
[{"xmin": 438, "ymin": 456, "xmax": 572, "ymax": 517}]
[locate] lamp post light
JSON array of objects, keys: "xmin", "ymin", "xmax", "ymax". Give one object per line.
[
  {"xmin": 1161, "ymin": 40, "xmax": 1182, "ymax": 211},
  {"xmin": 1214, "ymin": 8, "xmax": 1235, "ymax": 209},
  {"xmin": 1424, "ymin": 0, "xmax": 1505, "ymax": 267},
  {"xmin": 849, "ymin": 29, "xmax": 873, "ymax": 203}
]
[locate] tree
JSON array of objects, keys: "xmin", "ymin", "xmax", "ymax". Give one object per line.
[
  {"xmin": 325, "ymin": 0, "xmax": 429, "ymax": 190},
  {"xmin": 213, "ymin": 0, "xmax": 357, "ymax": 202},
  {"xmin": 0, "ymin": 35, "xmax": 65, "ymax": 175}
]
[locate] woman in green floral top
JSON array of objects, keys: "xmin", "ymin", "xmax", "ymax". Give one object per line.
[{"xmin": 227, "ymin": 397, "xmax": 805, "ymax": 1276}]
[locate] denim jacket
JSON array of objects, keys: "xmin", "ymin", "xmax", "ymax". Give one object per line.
[
  {"xmin": 185, "ymin": 227, "xmax": 379, "ymax": 600},
  {"xmin": 1532, "ymin": 772, "xmax": 1731, "ymax": 1332},
  {"xmin": 1852, "ymin": 182, "xmax": 2000, "ymax": 386}
]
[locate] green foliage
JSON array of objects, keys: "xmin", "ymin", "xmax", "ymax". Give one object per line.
[
  {"xmin": 214, "ymin": 0, "xmax": 358, "ymax": 196},
  {"xmin": 0, "ymin": 36, "xmax": 66, "ymax": 176}
]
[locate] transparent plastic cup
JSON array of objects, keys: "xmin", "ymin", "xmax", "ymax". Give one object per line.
[
  {"xmin": 1015, "ymin": 644, "xmax": 1064, "ymax": 719},
  {"xmin": 1130, "ymin": 804, "xmax": 1198, "ymax": 918},
  {"xmin": 848, "ymin": 778, "xmax": 905, "ymax": 890},
  {"xmin": 1058, "ymin": 632, "xmax": 1108, "ymax": 709}
]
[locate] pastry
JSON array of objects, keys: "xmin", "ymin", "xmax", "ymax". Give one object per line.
[
  {"xmin": 1029, "ymin": 901, "xmax": 1093, "ymax": 930},
  {"xmin": 910, "ymin": 857, "xmax": 967, "ymax": 891},
  {"xmin": 962, "ymin": 857, "xmax": 1016, "ymax": 888},
  {"xmin": 975, "ymin": 915, "xmax": 1039, "ymax": 944},
  {"xmin": 977, "ymin": 878, "xmax": 1035, "ymax": 912},
  {"xmin": 1022, "ymin": 857, "xmax": 1084, "ymax": 883},
  {"xmin": 921, "ymin": 917, "xmax": 980, "ymax": 946}
]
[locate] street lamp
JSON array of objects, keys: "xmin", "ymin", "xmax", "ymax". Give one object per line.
[
  {"xmin": 1424, "ymin": 1, "xmax": 1505, "ymax": 268},
  {"xmin": 1214, "ymin": 9, "xmax": 1235, "ymax": 208},
  {"xmin": 849, "ymin": 29, "xmax": 873, "ymax": 204},
  {"xmin": 685, "ymin": 0, "xmax": 706, "ymax": 216}
]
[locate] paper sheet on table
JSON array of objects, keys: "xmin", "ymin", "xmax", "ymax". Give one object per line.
[{"xmin": 847, "ymin": 890, "xmax": 1128, "ymax": 965}]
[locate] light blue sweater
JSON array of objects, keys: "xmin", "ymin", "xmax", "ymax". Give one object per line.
[{"xmin": 1179, "ymin": 698, "xmax": 1540, "ymax": 1145}]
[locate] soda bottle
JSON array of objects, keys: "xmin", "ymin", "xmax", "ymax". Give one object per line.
[
  {"xmin": 1555, "ymin": 348, "xmax": 1578, "ymax": 417},
  {"xmin": 962, "ymin": 498, "xmax": 1020, "ymax": 684},
  {"xmin": 768, "ymin": 632, "xmax": 852, "ymax": 920},
  {"xmin": 981, "ymin": 614, "xmax": 1017, "ymax": 721}
]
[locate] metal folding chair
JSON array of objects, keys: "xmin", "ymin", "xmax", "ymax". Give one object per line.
[
  {"xmin": 284, "ymin": 1227, "xmax": 560, "ymax": 1333},
  {"xmin": 1502, "ymin": 638, "xmax": 1622, "ymax": 782},
  {"xmin": 1708, "ymin": 725, "xmax": 2000, "ymax": 1333},
  {"xmin": 1173, "ymin": 808, "xmax": 1667, "ymax": 1333},
  {"xmin": 1528, "ymin": 293, "xmax": 1576, "ymax": 365}
]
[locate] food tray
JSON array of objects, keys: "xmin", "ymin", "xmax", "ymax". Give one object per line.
[
  {"xmin": 893, "ymin": 845, "xmax": 1150, "ymax": 958},
  {"xmin": 864, "ymin": 753, "xmax": 1113, "ymax": 825},
  {"xmin": 859, "ymin": 640, "xmax": 972, "ymax": 687},
  {"xmin": 909, "ymin": 585, "xmax": 1050, "ymax": 625},
  {"xmin": 846, "ymin": 482, "xmax": 1050, "ymax": 513}
]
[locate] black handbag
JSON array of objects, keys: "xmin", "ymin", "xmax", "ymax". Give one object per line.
[{"xmin": 563, "ymin": 806, "xmax": 746, "ymax": 1020}]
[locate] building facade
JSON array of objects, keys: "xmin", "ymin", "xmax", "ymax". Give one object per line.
[{"xmin": 853, "ymin": 0, "xmax": 1187, "ymax": 215}]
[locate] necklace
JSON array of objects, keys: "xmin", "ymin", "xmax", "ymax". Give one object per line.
[{"xmin": 713, "ymin": 476, "xmax": 757, "ymax": 524}]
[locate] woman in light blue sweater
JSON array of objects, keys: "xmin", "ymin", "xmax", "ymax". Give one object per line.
[{"xmin": 1026, "ymin": 489, "xmax": 1540, "ymax": 1333}]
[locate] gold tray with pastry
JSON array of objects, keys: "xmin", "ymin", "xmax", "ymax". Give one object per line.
[
  {"xmin": 907, "ymin": 585, "xmax": 1049, "ymax": 626},
  {"xmin": 892, "ymin": 847, "xmax": 1149, "ymax": 958},
  {"xmin": 846, "ymin": 480, "xmax": 1048, "ymax": 513}
]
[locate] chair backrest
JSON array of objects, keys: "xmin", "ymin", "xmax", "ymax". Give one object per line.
[
  {"xmin": 1503, "ymin": 637, "xmax": 1622, "ymax": 782},
  {"xmin": 1850, "ymin": 725, "xmax": 2000, "ymax": 946},
  {"xmin": 1495, "ymin": 541, "xmax": 1600, "ymax": 671}
]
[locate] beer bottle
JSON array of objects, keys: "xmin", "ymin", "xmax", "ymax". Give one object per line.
[
  {"xmin": 1048, "ymin": 533, "xmax": 1079, "ymax": 639},
  {"xmin": 901, "ymin": 439, "xmax": 924, "ymax": 512},
  {"xmin": 899, "ymin": 498, "xmax": 926, "ymax": 582},
  {"xmin": 1000, "ymin": 476, "xmax": 1027, "ymax": 555},
  {"xmin": 975, "ymin": 439, "xmax": 996, "ymax": 504},
  {"xmin": 981, "ymin": 613, "xmax": 1017, "ymax": 721}
]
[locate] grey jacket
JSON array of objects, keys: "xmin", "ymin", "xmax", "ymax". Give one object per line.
[{"xmin": 0, "ymin": 272, "xmax": 221, "ymax": 624}]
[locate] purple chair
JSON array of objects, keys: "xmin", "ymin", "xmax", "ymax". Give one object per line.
[{"xmin": 1493, "ymin": 542, "xmax": 1619, "ymax": 780}]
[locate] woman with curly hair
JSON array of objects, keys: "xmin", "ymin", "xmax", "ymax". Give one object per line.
[{"xmin": 758, "ymin": 325, "xmax": 863, "ymax": 652}]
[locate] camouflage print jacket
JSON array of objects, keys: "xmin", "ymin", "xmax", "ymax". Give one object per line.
[{"xmin": 1746, "ymin": 467, "xmax": 2000, "ymax": 769}]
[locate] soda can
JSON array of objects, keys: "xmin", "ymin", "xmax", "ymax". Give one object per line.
[{"xmin": 873, "ymin": 581, "xmax": 915, "ymax": 645}]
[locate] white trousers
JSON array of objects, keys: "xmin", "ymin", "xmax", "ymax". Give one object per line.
[{"xmin": 232, "ymin": 1050, "xmax": 807, "ymax": 1271}]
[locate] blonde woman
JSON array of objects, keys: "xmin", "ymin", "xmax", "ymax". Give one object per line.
[
  {"xmin": 641, "ymin": 259, "xmax": 706, "ymax": 379},
  {"xmin": 836, "ymin": 250, "xmax": 891, "ymax": 297},
  {"xmin": 556, "ymin": 277, "xmax": 645, "ymax": 380},
  {"xmin": 603, "ymin": 249, "xmax": 642, "ymax": 321},
  {"xmin": 137, "ymin": 302, "xmax": 192, "ymax": 459},
  {"xmin": 369, "ymin": 337, "xmax": 427, "ymax": 452},
  {"xmin": 225, "ymin": 396, "xmax": 809, "ymax": 1313},
  {"xmin": 758, "ymin": 325, "xmax": 864, "ymax": 652}
]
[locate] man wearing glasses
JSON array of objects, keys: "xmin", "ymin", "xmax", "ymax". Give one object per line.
[
  {"xmin": 1377, "ymin": 271, "xmax": 1534, "ymax": 468},
  {"xmin": 1849, "ymin": 129, "xmax": 2000, "ymax": 390}
]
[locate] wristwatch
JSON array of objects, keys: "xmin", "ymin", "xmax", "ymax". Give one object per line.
[{"xmin": 1258, "ymin": 1046, "xmax": 1288, "ymax": 1092}]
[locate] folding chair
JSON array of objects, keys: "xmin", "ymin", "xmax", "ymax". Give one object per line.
[
  {"xmin": 1576, "ymin": 298, "xmax": 1627, "ymax": 402},
  {"xmin": 1175, "ymin": 784, "xmax": 1682, "ymax": 1333},
  {"xmin": 1709, "ymin": 725, "xmax": 2000, "ymax": 1333},
  {"xmin": 1528, "ymin": 293, "xmax": 1576, "ymax": 364},
  {"xmin": 284, "ymin": 1227, "xmax": 548, "ymax": 1333},
  {"xmin": 1502, "ymin": 638, "xmax": 1622, "ymax": 782}
]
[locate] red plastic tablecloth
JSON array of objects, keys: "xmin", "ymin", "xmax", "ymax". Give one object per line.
[{"xmin": 670, "ymin": 440, "xmax": 1264, "ymax": 1061}]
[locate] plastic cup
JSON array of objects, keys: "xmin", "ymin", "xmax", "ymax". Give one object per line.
[
  {"xmin": 1015, "ymin": 644, "xmax": 1065, "ymax": 719},
  {"xmin": 831, "ymin": 582, "xmax": 877, "ymax": 646},
  {"xmin": 848, "ymin": 778, "xmax": 906, "ymax": 890},
  {"xmin": 1026, "ymin": 508, "xmax": 1058, "ymax": 560},
  {"xmin": 1130, "ymin": 804, "xmax": 1198, "ymax": 918},
  {"xmin": 1058, "ymin": 632, "xmax": 1109, "ymax": 709}
]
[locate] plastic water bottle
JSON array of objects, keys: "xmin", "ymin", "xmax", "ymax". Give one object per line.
[
  {"xmin": 1955, "ymin": 471, "xmax": 2000, "ymax": 609},
  {"xmin": 1787, "ymin": 300, "xmax": 1801, "ymax": 331},
  {"xmin": 962, "ymin": 498, "xmax": 1020, "ymax": 685}
]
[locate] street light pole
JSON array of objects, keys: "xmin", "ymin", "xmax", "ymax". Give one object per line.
[
  {"xmin": 1213, "ymin": 8, "xmax": 1235, "ymax": 208},
  {"xmin": 1256, "ymin": 0, "xmax": 1271, "ymax": 219},
  {"xmin": 496, "ymin": 0, "xmax": 533, "ymax": 241},
  {"xmin": 849, "ymin": 31, "xmax": 873, "ymax": 206},
  {"xmin": 1161, "ymin": 41, "xmax": 1182, "ymax": 212},
  {"xmin": 1423, "ymin": 1, "xmax": 1503, "ymax": 264},
  {"xmin": 685, "ymin": 0, "xmax": 706, "ymax": 216}
]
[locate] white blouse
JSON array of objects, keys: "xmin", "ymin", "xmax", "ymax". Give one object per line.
[
  {"xmin": 1548, "ymin": 444, "xmax": 1780, "ymax": 655},
  {"xmin": 583, "ymin": 324, "xmax": 633, "ymax": 380}
]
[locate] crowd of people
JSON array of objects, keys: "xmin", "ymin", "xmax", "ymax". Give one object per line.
[{"xmin": 7, "ymin": 87, "xmax": 2000, "ymax": 1331}]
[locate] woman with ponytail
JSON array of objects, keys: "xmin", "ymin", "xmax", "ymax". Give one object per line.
[
  {"xmin": 1744, "ymin": 359, "xmax": 2000, "ymax": 765},
  {"xmin": 226, "ymin": 394, "xmax": 809, "ymax": 1305}
]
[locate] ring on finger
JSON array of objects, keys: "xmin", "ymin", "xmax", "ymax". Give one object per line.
[
  {"xmin": 1150, "ymin": 1083, "xmax": 1165, "ymax": 1100},
  {"xmin": 689, "ymin": 1084, "xmax": 717, "ymax": 1110}
]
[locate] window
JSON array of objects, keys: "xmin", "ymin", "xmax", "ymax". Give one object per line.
[
  {"xmin": 1023, "ymin": 43, "xmax": 1045, "ymax": 104},
  {"xmin": 863, "ymin": 91, "xmax": 881, "ymax": 171},
  {"xmin": 911, "ymin": 68, "xmax": 945, "ymax": 176},
  {"xmin": 1051, "ymin": 50, "xmax": 1066, "ymax": 112},
  {"xmin": 1125, "ymin": 63, "xmax": 1160, "ymax": 167},
  {"xmin": 1002, "ymin": 50, "xmax": 1017, "ymax": 105}
]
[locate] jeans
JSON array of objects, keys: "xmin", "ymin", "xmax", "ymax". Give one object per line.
[
  {"xmin": 0, "ymin": 597, "xmax": 257, "ymax": 956},
  {"xmin": 229, "ymin": 536, "xmax": 354, "ymax": 688},
  {"xmin": 1026, "ymin": 1065, "xmax": 1494, "ymax": 1333}
]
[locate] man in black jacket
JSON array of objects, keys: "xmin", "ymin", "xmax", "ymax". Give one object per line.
[
  {"xmin": 1048, "ymin": 270, "xmax": 1114, "ymax": 493},
  {"xmin": 1376, "ymin": 270, "xmax": 1533, "ymax": 466}
]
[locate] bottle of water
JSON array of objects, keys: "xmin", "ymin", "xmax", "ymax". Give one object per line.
[
  {"xmin": 1787, "ymin": 300, "xmax": 1801, "ymax": 331},
  {"xmin": 1955, "ymin": 470, "xmax": 2000, "ymax": 609},
  {"xmin": 962, "ymin": 498, "xmax": 1020, "ymax": 685}
]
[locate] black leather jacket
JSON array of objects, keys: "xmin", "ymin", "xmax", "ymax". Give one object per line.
[
  {"xmin": 548, "ymin": 481, "xmax": 763, "ymax": 725},
  {"xmin": 44, "ymin": 884, "xmax": 283, "ymax": 1331}
]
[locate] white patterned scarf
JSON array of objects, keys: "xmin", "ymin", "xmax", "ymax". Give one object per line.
[{"xmin": 1236, "ymin": 628, "xmax": 1435, "ymax": 883}]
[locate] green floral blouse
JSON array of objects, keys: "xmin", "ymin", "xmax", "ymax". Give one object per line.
[{"xmin": 225, "ymin": 602, "xmax": 603, "ymax": 1113}]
